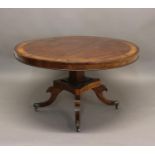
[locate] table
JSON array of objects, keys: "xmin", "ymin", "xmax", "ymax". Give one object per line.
[{"xmin": 14, "ymin": 36, "xmax": 139, "ymax": 132}]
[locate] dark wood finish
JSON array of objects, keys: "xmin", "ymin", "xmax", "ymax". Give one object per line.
[
  {"xmin": 75, "ymin": 95, "xmax": 80, "ymax": 132},
  {"xmin": 33, "ymin": 86, "xmax": 63, "ymax": 111},
  {"xmin": 14, "ymin": 36, "xmax": 139, "ymax": 71},
  {"xmin": 14, "ymin": 36, "xmax": 139, "ymax": 132},
  {"xmin": 93, "ymin": 85, "xmax": 119, "ymax": 109},
  {"xmin": 33, "ymin": 71, "xmax": 118, "ymax": 132},
  {"xmin": 69, "ymin": 71, "xmax": 85, "ymax": 83}
]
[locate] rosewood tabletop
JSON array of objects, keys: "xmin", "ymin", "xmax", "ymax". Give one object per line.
[
  {"xmin": 14, "ymin": 36, "xmax": 139, "ymax": 132},
  {"xmin": 15, "ymin": 36, "xmax": 139, "ymax": 71}
]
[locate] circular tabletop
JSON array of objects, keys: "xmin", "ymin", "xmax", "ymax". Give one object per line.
[{"xmin": 14, "ymin": 36, "xmax": 139, "ymax": 71}]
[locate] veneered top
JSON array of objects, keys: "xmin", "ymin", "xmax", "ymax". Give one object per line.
[{"xmin": 14, "ymin": 36, "xmax": 139, "ymax": 70}]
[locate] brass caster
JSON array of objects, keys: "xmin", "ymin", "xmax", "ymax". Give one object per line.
[
  {"xmin": 76, "ymin": 126, "xmax": 80, "ymax": 132},
  {"xmin": 33, "ymin": 103, "xmax": 39, "ymax": 112},
  {"xmin": 114, "ymin": 101, "xmax": 119, "ymax": 110}
]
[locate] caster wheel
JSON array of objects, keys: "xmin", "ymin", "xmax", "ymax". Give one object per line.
[
  {"xmin": 114, "ymin": 101, "xmax": 119, "ymax": 110},
  {"xmin": 76, "ymin": 126, "xmax": 80, "ymax": 132},
  {"xmin": 33, "ymin": 103, "xmax": 39, "ymax": 112}
]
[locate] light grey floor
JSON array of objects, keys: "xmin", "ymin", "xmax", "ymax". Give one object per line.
[{"xmin": 0, "ymin": 61, "xmax": 155, "ymax": 146}]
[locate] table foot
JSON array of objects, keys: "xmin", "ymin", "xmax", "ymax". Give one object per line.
[
  {"xmin": 75, "ymin": 95, "xmax": 80, "ymax": 132},
  {"xmin": 33, "ymin": 86, "xmax": 63, "ymax": 111},
  {"xmin": 93, "ymin": 85, "xmax": 119, "ymax": 109}
]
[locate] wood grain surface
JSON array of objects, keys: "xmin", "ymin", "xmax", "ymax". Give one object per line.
[{"xmin": 14, "ymin": 36, "xmax": 139, "ymax": 70}]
